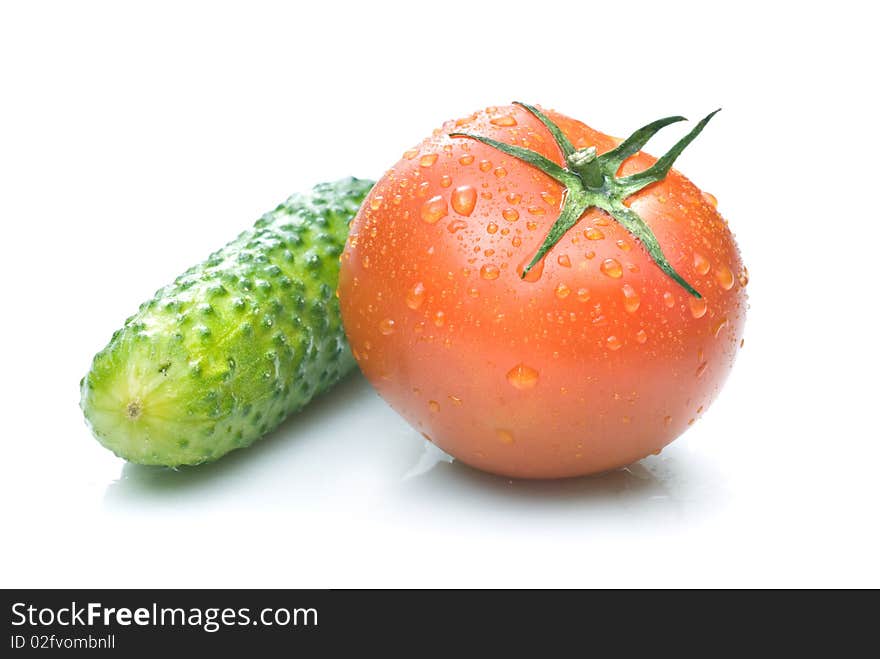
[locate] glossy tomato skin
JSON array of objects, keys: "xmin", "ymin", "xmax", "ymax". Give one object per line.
[{"xmin": 339, "ymin": 105, "xmax": 747, "ymax": 478}]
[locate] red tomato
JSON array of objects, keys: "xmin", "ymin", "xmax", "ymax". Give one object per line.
[{"xmin": 339, "ymin": 103, "xmax": 747, "ymax": 478}]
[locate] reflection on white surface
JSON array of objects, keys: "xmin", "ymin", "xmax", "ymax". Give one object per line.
[
  {"xmin": 393, "ymin": 441, "xmax": 722, "ymax": 530},
  {"xmin": 401, "ymin": 442, "xmax": 454, "ymax": 481},
  {"xmin": 103, "ymin": 373, "xmax": 723, "ymax": 529}
]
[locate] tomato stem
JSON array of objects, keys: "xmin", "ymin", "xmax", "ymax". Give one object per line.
[
  {"xmin": 449, "ymin": 103, "xmax": 721, "ymax": 298},
  {"xmin": 566, "ymin": 147, "xmax": 603, "ymax": 189}
]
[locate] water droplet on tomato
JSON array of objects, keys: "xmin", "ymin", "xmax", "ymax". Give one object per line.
[
  {"xmin": 689, "ymin": 296, "xmax": 708, "ymax": 318},
  {"xmin": 479, "ymin": 160, "xmax": 492, "ymax": 172},
  {"xmin": 541, "ymin": 191, "xmax": 558, "ymax": 206},
  {"xmin": 511, "ymin": 235, "xmax": 522, "ymax": 247},
  {"xmin": 450, "ymin": 185, "xmax": 477, "ymax": 216},
  {"xmin": 507, "ymin": 364, "xmax": 539, "ymax": 389},
  {"xmin": 576, "ymin": 287, "xmax": 591, "ymax": 302},
  {"xmin": 622, "ymin": 284, "xmax": 640, "ymax": 313},
  {"xmin": 663, "ymin": 291, "xmax": 676, "ymax": 308},
  {"xmin": 406, "ymin": 282, "xmax": 426, "ymax": 309},
  {"xmin": 585, "ymin": 227, "xmax": 605, "ymax": 240},
  {"xmin": 480, "ymin": 264, "xmax": 500, "ymax": 280},
  {"xmin": 635, "ymin": 329, "xmax": 648, "ymax": 343},
  {"xmin": 428, "ymin": 400, "xmax": 440, "ymax": 413},
  {"xmin": 496, "ymin": 429, "xmax": 515, "ymax": 444},
  {"xmin": 715, "ymin": 264, "xmax": 734, "ymax": 290},
  {"xmin": 447, "ymin": 219, "xmax": 468, "ymax": 233},
  {"xmin": 702, "ymin": 191, "xmax": 718, "ymax": 208},
  {"xmin": 490, "ymin": 115, "xmax": 517, "ymax": 127},
  {"xmin": 369, "ymin": 196, "xmax": 383, "ymax": 211},
  {"xmin": 502, "ymin": 208, "xmax": 519, "ymax": 222},
  {"xmin": 664, "ymin": 415, "xmax": 672, "ymax": 426},
  {"xmin": 379, "ymin": 318, "xmax": 396, "ymax": 335},
  {"xmin": 738, "ymin": 266, "xmax": 750, "ymax": 287},
  {"xmin": 506, "ymin": 192, "xmax": 522, "ymax": 204},
  {"xmin": 518, "ymin": 255, "xmax": 545, "ymax": 282},
  {"xmin": 494, "ymin": 167, "xmax": 507, "ymax": 178},
  {"xmin": 403, "ymin": 148, "xmax": 419, "ymax": 160},
  {"xmin": 421, "ymin": 196, "xmax": 448, "ymax": 224},
  {"xmin": 527, "ymin": 205, "xmax": 545, "ymax": 215},
  {"xmin": 696, "ymin": 362, "xmax": 708, "ymax": 378},
  {"xmin": 555, "ymin": 283, "xmax": 571, "ymax": 299},
  {"xmin": 712, "ymin": 317, "xmax": 729, "ymax": 338},
  {"xmin": 606, "ymin": 335, "xmax": 623, "ymax": 351},
  {"xmin": 693, "ymin": 251, "xmax": 711, "ymax": 275},
  {"xmin": 459, "ymin": 154, "xmax": 474, "ymax": 165},
  {"xmin": 433, "ymin": 311, "xmax": 446, "ymax": 327},
  {"xmin": 487, "ymin": 222, "xmax": 498, "ymax": 234},
  {"xmin": 557, "ymin": 254, "xmax": 571, "ymax": 268},
  {"xmin": 600, "ymin": 258, "xmax": 623, "ymax": 279},
  {"xmin": 440, "ymin": 175, "xmax": 452, "ymax": 188},
  {"xmin": 419, "ymin": 153, "xmax": 438, "ymax": 167},
  {"xmin": 616, "ymin": 239, "xmax": 632, "ymax": 252}
]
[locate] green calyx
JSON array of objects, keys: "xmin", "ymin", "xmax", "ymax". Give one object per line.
[{"xmin": 449, "ymin": 101, "xmax": 720, "ymax": 298}]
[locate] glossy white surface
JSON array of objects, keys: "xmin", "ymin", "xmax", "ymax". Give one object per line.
[{"xmin": 1, "ymin": 1, "xmax": 877, "ymax": 587}]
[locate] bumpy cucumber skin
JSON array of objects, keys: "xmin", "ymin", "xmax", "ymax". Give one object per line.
[{"xmin": 80, "ymin": 178, "xmax": 373, "ymax": 466}]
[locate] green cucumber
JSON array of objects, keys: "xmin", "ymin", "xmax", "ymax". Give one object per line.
[{"xmin": 80, "ymin": 177, "xmax": 373, "ymax": 466}]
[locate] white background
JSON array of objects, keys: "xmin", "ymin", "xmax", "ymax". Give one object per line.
[{"xmin": 1, "ymin": 1, "xmax": 877, "ymax": 588}]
